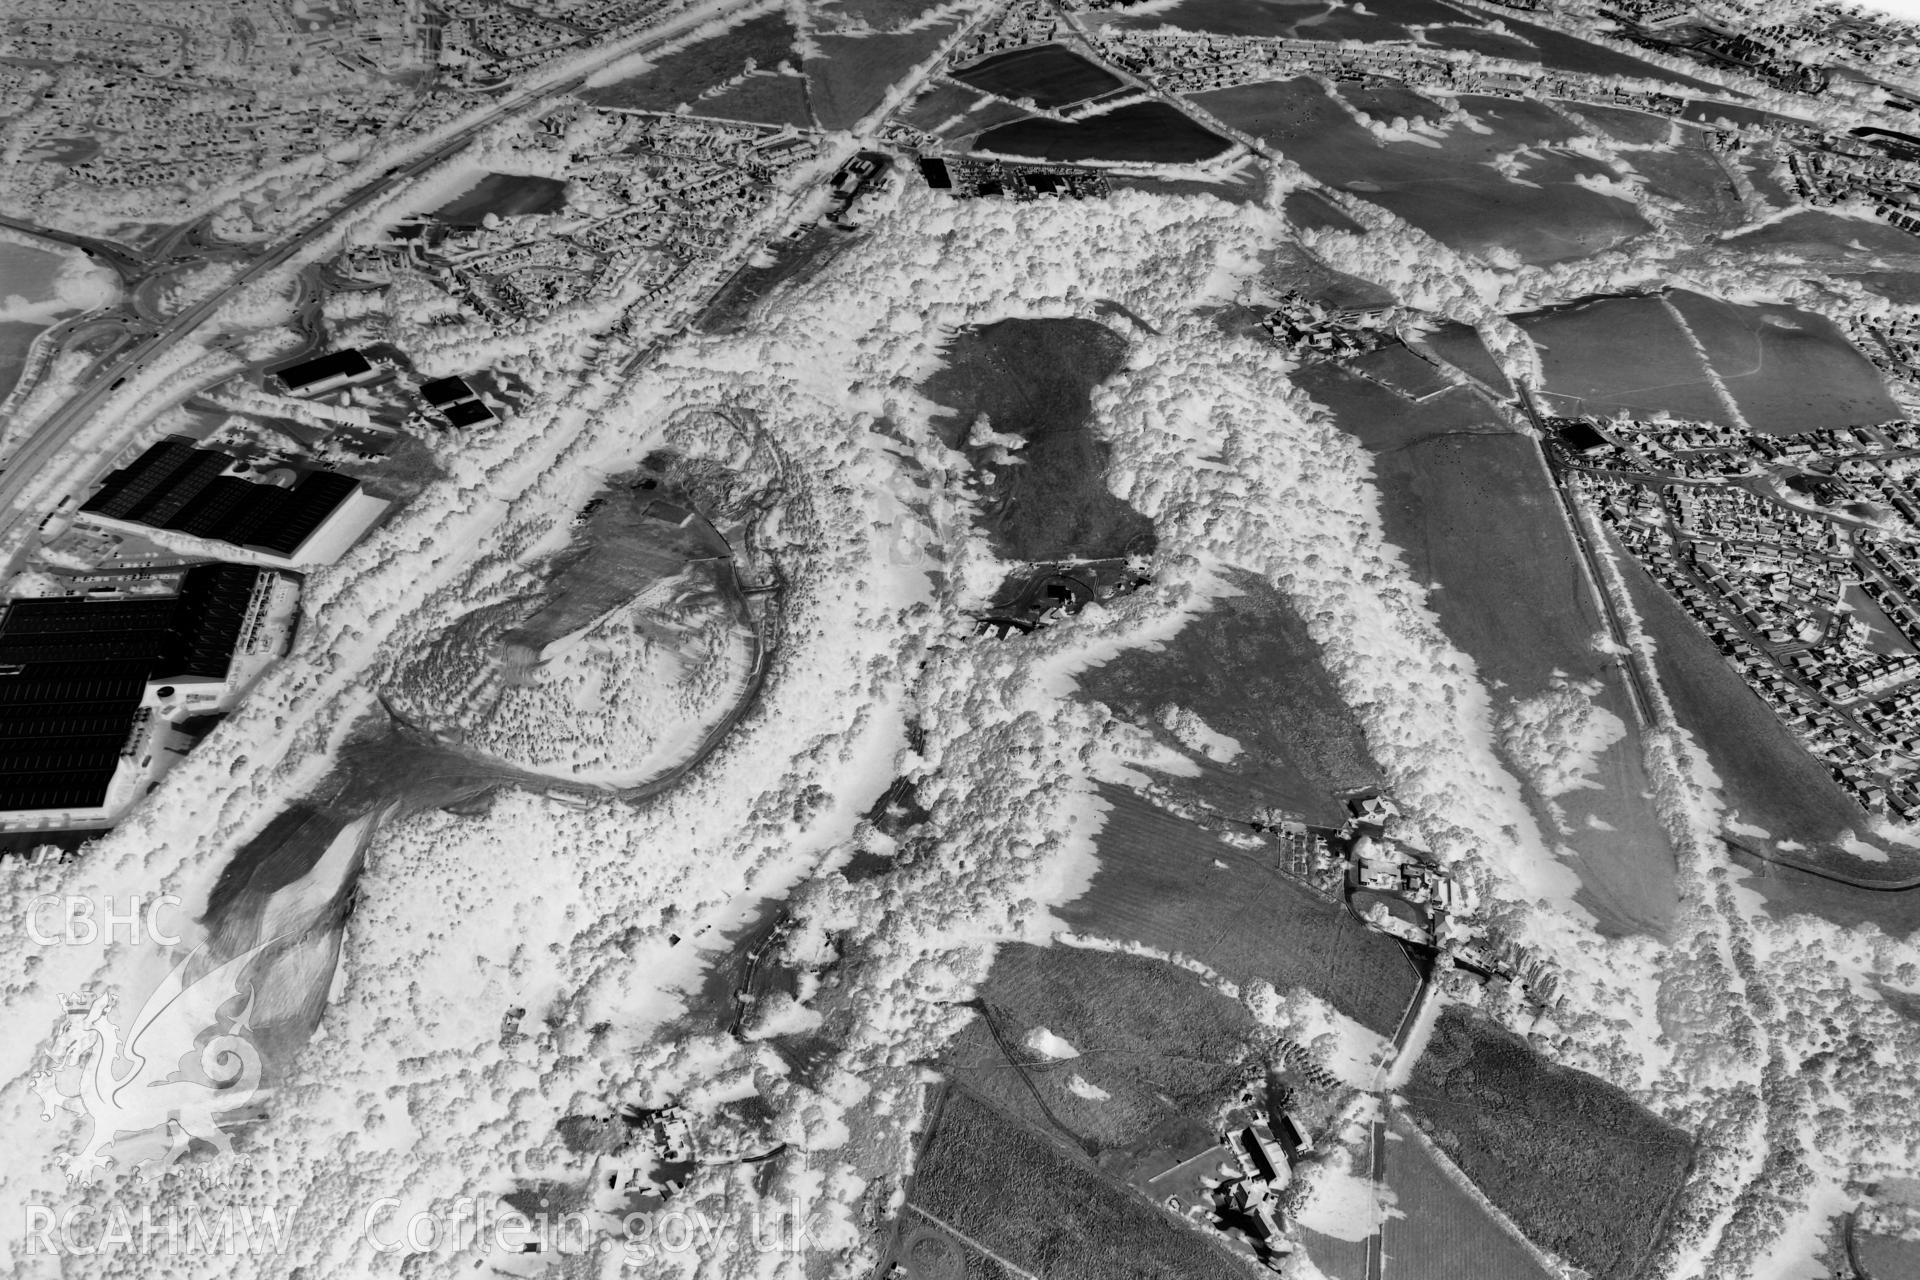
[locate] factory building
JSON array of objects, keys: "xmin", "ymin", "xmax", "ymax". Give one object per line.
[
  {"xmin": 0, "ymin": 564, "xmax": 300, "ymax": 824},
  {"xmin": 76, "ymin": 437, "xmax": 391, "ymax": 567}
]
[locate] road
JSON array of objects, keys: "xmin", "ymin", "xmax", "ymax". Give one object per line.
[{"xmin": 0, "ymin": 3, "xmax": 749, "ymax": 585}]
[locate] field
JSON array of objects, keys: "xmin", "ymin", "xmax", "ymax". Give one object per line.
[
  {"xmin": 429, "ymin": 173, "xmax": 566, "ymax": 225},
  {"xmin": 1855, "ymin": 269, "xmax": 1920, "ymax": 304},
  {"xmin": 1610, "ymin": 528, "xmax": 1920, "ymax": 897},
  {"xmin": 1725, "ymin": 211, "xmax": 1920, "ymax": 259},
  {"xmin": 690, "ymin": 71, "xmax": 813, "ymax": 127},
  {"xmin": 1110, "ymin": 0, "xmax": 1477, "ymax": 41},
  {"xmin": 1514, "ymin": 293, "xmax": 1732, "ymax": 423},
  {"xmin": 909, "ymin": 1088, "xmax": 1254, "ymax": 1280},
  {"xmin": 1422, "ymin": 23, "xmax": 1540, "ymax": 59},
  {"xmin": 807, "ymin": 25, "xmax": 956, "ymax": 131},
  {"xmin": 1414, "ymin": 321, "xmax": 1510, "ymax": 394},
  {"xmin": 1346, "ymin": 343, "xmax": 1453, "ymax": 400},
  {"xmin": 578, "ymin": 12, "xmax": 797, "ymax": 112},
  {"xmin": 1481, "ymin": 9, "xmax": 1724, "ymax": 92},
  {"xmin": 942, "ymin": 941, "xmax": 1261, "ymax": 1163},
  {"xmin": 1404, "ymin": 1006, "xmax": 1693, "ymax": 1280},
  {"xmin": 1566, "ymin": 102, "xmax": 1676, "ymax": 146},
  {"xmin": 1299, "ymin": 368, "xmax": 1678, "ymax": 937},
  {"xmin": 1856, "ymin": 1227, "xmax": 1920, "ymax": 1279},
  {"xmin": 1379, "ymin": 1116, "xmax": 1555, "ymax": 1280},
  {"xmin": 1665, "ymin": 289, "xmax": 1901, "ymax": 433},
  {"xmin": 976, "ymin": 102, "xmax": 1233, "ymax": 164},
  {"xmin": 1195, "ymin": 80, "xmax": 1649, "ymax": 266},
  {"xmin": 1331, "ymin": 80, "xmax": 1449, "ymax": 127},
  {"xmin": 696, "ymin": 223, "xmax": 859, "ymax": 333},
  {"xmin": 1077, "ymin": 570, "xmax": 1382, "ymax": 827},
  {"xmin": 1058, "ymin": 785, "xmax": 1419, "ymax": 1035},
  {"xmin": 1626, "ymin": 134, "xmax": 1750, "ymax": 233},
  {"xmin": 919, "ymin": 317, "xmax": 1154, "ymax": 561},
  {"xmin": 951, "ymin": 44, "xmax": 1124, "ymax": 108},
  {"xmin": 1283, "ymin": 188, "xmax": 1363, "ymax": 233}
]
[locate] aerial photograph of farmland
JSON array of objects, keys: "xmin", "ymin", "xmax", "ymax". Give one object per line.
[{"xmin": 14, "ymin": 0, "xmax": 1920, "ymax": 1277}]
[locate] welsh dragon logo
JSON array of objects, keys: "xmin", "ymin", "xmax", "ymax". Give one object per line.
[{"xmin": 30, "ymin": 938, "xmax": 280, "ymax": 1183}]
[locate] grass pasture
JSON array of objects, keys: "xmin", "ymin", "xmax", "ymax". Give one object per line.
[
  {"xmin": 911, "ymin": 1088, "xmax": 1253, "ymax": 1280},
  {"xmin": 430, "ymin": 173, "xmax": 567, "ymax": 224},
  {"xmin": 1284, "ymin": 188, "xmax": 1365, "ymax": 233},
  {"xmin": 689, "ymin": 71, "xmax": 812, "ymax": 127},
  {"xmin": 1405, "ymin": 1007, "xmax": 1692, "ymax": 1280},
  {"xmin": 942, "ymin": 941, "xmax": 1261, "ymax": 1165},
  {"xmin": 1347, "ymin": 343, "xmax": 1453, "ymax": 401},
  {"xmin": 1422, "ymin": 23, "xmax": 1540, "ymax": 59},
  {"xmin": 1298, "ymin": 368, "xmax": 1678, "ymax": 936},
  {"xmin": 951, "ymin": 44, "xmax": 1124, "ymax": 108},
  {"xmin": 1514, "ymin": 292, "xmax": 1731, "ymax": 423},
  {"xmin": 1195, "ymin": 80, "xmax": 1648, "ymax": 265},
  {"xmin": 1725, "ymin": 211, "xmax": 1920, "ymax": 260},
  {"xmin": 1077, "ymin": 570, "xmax": 1383, "ymax": 826},
  {"xmin": 1414, "ymin": 321, "xmax": 1511, "ymax": 394},
  {"xmin": 806, "ymin": 25, "xmax": 956, "ymax": 130},
  {"xmin": 1110, "ymin": 0, "xmax": 1471, "ymax": 40},
  {"xmin": 919, "ymin": 317, "xmax": 1153, "ymax": 561},
  {"xmin": 976, "ymin": 102, "xmax": 1233, "ymax": 164},
  {"xmin": 1059, "ymin": 785, "xmax": 1418, "ymax": 1035},
  {"xmin": 1609, "ymin": 528, "xmax": 1920, "ymax": 897},
  {"xmin": 579, "ymin": 11, "xmax": 797, "ymax": 112},
  {"xmin": 1665, "ymin": 289, "xmax": 1900, "ymax": 434},
  {"xmin": 1380, "ymin": 1116, "xmax": 1555, "ymax": 1280},
  {"xmin": 1565, "ymin": 101, "xmax": 1676, "ymax": 146},
  {"xmin": 1331, "ymin": 80, "xmax": 1449, "ymax": 127}
]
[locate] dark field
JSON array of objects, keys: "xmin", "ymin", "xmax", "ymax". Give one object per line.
[
  {"xmin": 431, "ymin": 173, "xmax": 567, "ymax": 224},
  {"xmin": 691, "ymin": 71, "xmax": 813, "ymax": 127},
  {"xmin": 920, "ymin": 317, "xmax": 1153, "ymax": 561},
  {"xmin": 1665, "ymin": 289, "xmax": 1901, "ymax": 433},
  {"xmin": 1298, "ymin": 368, "xmax": 1678, "ymax": 936},
  {"xmin": 579, "ymin": 12, "xmax": 797, "ymax": 112},
  {"xmin": 1079, "ymin": 571, "xmax": 1382, "ymax": 826},
  {"xmin": 1332, "ymin": 80, "xmax": 1449, "ymax": 127},
  {"xmin": 696, "ymin": 223, "xmax": 857, "ymax": 333},
  {"xmin": 1421, "ymin": 23, "xmax": 1540, "ymax": 59},
  {"xmin": 1566, "ymin": 102, "xmax": 1676, "ymax": 146},
  {"xmin": 1347, "ymin": 343, "xmax": 1453, "ymax": 400},
  {"xmin": 943, "ymin": 942, "xmax": 1259, "ymax": 1161},
  {"xmin": 900, "ymin": 78, "xmax": 988, "ymax": 132},
  {"xmin": 1059, "ymin": 785, "xmax": 1418, "ymax": 1035},
  {"xmin": 1856, "ymin": 1232, "xmax": 1920, "ymax": 1280},
  {"xmin": 1405, "ymin": 1007, "xmax": 1692, "ymax": 1280},
  {"xmin": 1285, "ymin": 187, "xmax": 1365, "ymax": 233},
  {"xmin": 1380, "ymin": 1115, "xmax": 1555, "ymax": 1280},
  {"xmin": 1414, "ymin": 321, "xmax": 1510, "ymax": 394},
  {"xmin": 912, "ymin": 1088, "xmax": 1250, "ymax": 1279},
  {"xmin": 1610, "ymin": 527, "xmax": 1920, "ymax": 895},
  {"xmin": 1197, "ymin": 80, "xmax": 1648, "ymax": 265},
  {"xmin": 1111, "ymin": 0, "xmax": 1475, "ymax": 40},
  {"xmin": 1680, "ymin": 99, "xmax": 1786, "ymax": 130},
  {"xmin": 1854, "ymin": 269, "xmax": 1920, "ymax": 304},
  {"xmin": 1627, "ymin": 136, "xmax": 1749, "ymax": 232},
  {"xmin": 807, "ymin": 24, "xmax": 956, "ymax": 130},
  {"xmin": 1488, "ymin": 10, "xmax": 1725, "ymax": 92},
  {"xmin": 976, "ymin": 101, "xmax": 1233, "ymax": 164},
  {"xmin": 952, "ymin": 44, "xmax": 1124, "ymax": 108},
  {"xmin": 1725, "ymin": 211, "xmax": 1920, "ymax": 259},
  {"xmin": 1515, "ymin": 293, "xmax": 1732, "ymax": 423}
]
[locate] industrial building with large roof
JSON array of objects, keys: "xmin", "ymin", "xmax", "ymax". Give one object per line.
[
  {"xmin": 76, "ymin": 437, "xmax": 391, "ymax": 567},
  {"xmin": 0, "ymin": 565, "xmax": 299, "ymax": 818}
]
